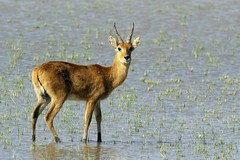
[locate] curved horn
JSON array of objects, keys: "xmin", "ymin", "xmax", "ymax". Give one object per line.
[
  {"xmin": 126, "ymin": 23, "xmax": 134, "ymax": 43},
  {"xmin": 114, "ymin": 23, "xmax": 123, "ymax": 44}
]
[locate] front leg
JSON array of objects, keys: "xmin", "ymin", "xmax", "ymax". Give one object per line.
[
  {"xmin": 82, "ymin": 100, "xmax": 96, "ymax": 143},
  {"xmin": 94, "ymin": 101, "xmax": 102, "ymax": 142}
]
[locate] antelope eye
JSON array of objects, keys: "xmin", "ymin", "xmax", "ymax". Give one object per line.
[
  {"xmin": 129, "ymin": 47, "xmax": 134, "ymax": 51},
  {"xmin": 118, "ymin": 47, "xmax": 122, "ymax": 51}
]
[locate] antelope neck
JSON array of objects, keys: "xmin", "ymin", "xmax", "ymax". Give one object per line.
[{"xmin": 109, "ymin": 56, "xmax": 130, "ymax": 89}]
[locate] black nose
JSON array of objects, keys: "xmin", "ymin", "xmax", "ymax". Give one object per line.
[{"xmin": 124, "ymin": 55, "xmax": 130, "ymax": 61}]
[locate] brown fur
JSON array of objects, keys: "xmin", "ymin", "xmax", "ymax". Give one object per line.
[{"xmin": 31, "ymin": 24, "xmax": 140, "ymax": 143}]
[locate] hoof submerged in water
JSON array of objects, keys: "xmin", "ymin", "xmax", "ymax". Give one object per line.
[{"xmin": 55, "ymin": 137, "xmax": 61, "ymax": 143}]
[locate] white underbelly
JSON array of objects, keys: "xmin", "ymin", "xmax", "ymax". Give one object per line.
[{"xmin": 67, "ymin": 94, "xmax": 85, "ymax": 101}]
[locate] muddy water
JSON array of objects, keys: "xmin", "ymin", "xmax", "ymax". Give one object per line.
[{"xmin": 0, "ymin": 0, "xmax": 240, "ymax": 159}]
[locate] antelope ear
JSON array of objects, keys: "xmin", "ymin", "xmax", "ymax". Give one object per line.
[
  {"xmin": 132, "ymin": 36, "xmax": 140, "ymax": 48},
  {"xmin": 109, "ymin": 36, "xmax": 117, "ymax": 48}
]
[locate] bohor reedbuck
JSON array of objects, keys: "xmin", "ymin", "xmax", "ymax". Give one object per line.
[{"xmin": 31, "ymin": 23, "xmax": 140, "ymax": 143}]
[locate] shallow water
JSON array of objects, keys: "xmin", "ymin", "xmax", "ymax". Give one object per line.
[{"xmin": 0, "ymin": 0, "xmax": 240, "ymax": 159}]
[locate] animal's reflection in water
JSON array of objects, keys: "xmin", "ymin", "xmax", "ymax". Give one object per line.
[{"xmin": 31, "ymin": 142, "xmax": 103, "ymax": 160}]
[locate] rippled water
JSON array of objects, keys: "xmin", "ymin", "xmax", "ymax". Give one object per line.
[{"xmin": 0, "ymin": 0, "xmax": 240, "ymax": 159}]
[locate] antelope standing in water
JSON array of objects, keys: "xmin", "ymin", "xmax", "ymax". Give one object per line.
[{"xmin": 31, "ymin": 23, "xmax": 140, "ymax": 143}]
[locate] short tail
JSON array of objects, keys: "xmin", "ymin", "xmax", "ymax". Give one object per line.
[{"xmin": 37, "ymin": 73, "xmax": 50, "ymax": 100}]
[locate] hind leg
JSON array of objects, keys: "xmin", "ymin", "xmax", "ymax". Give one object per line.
[
  {"xmin": 44, "ymin": 96, "xmax": 66, "ymax": 143},
  {"xmin": 32, "ymin": 96, "xmax": 50, "ymax": 142}
]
